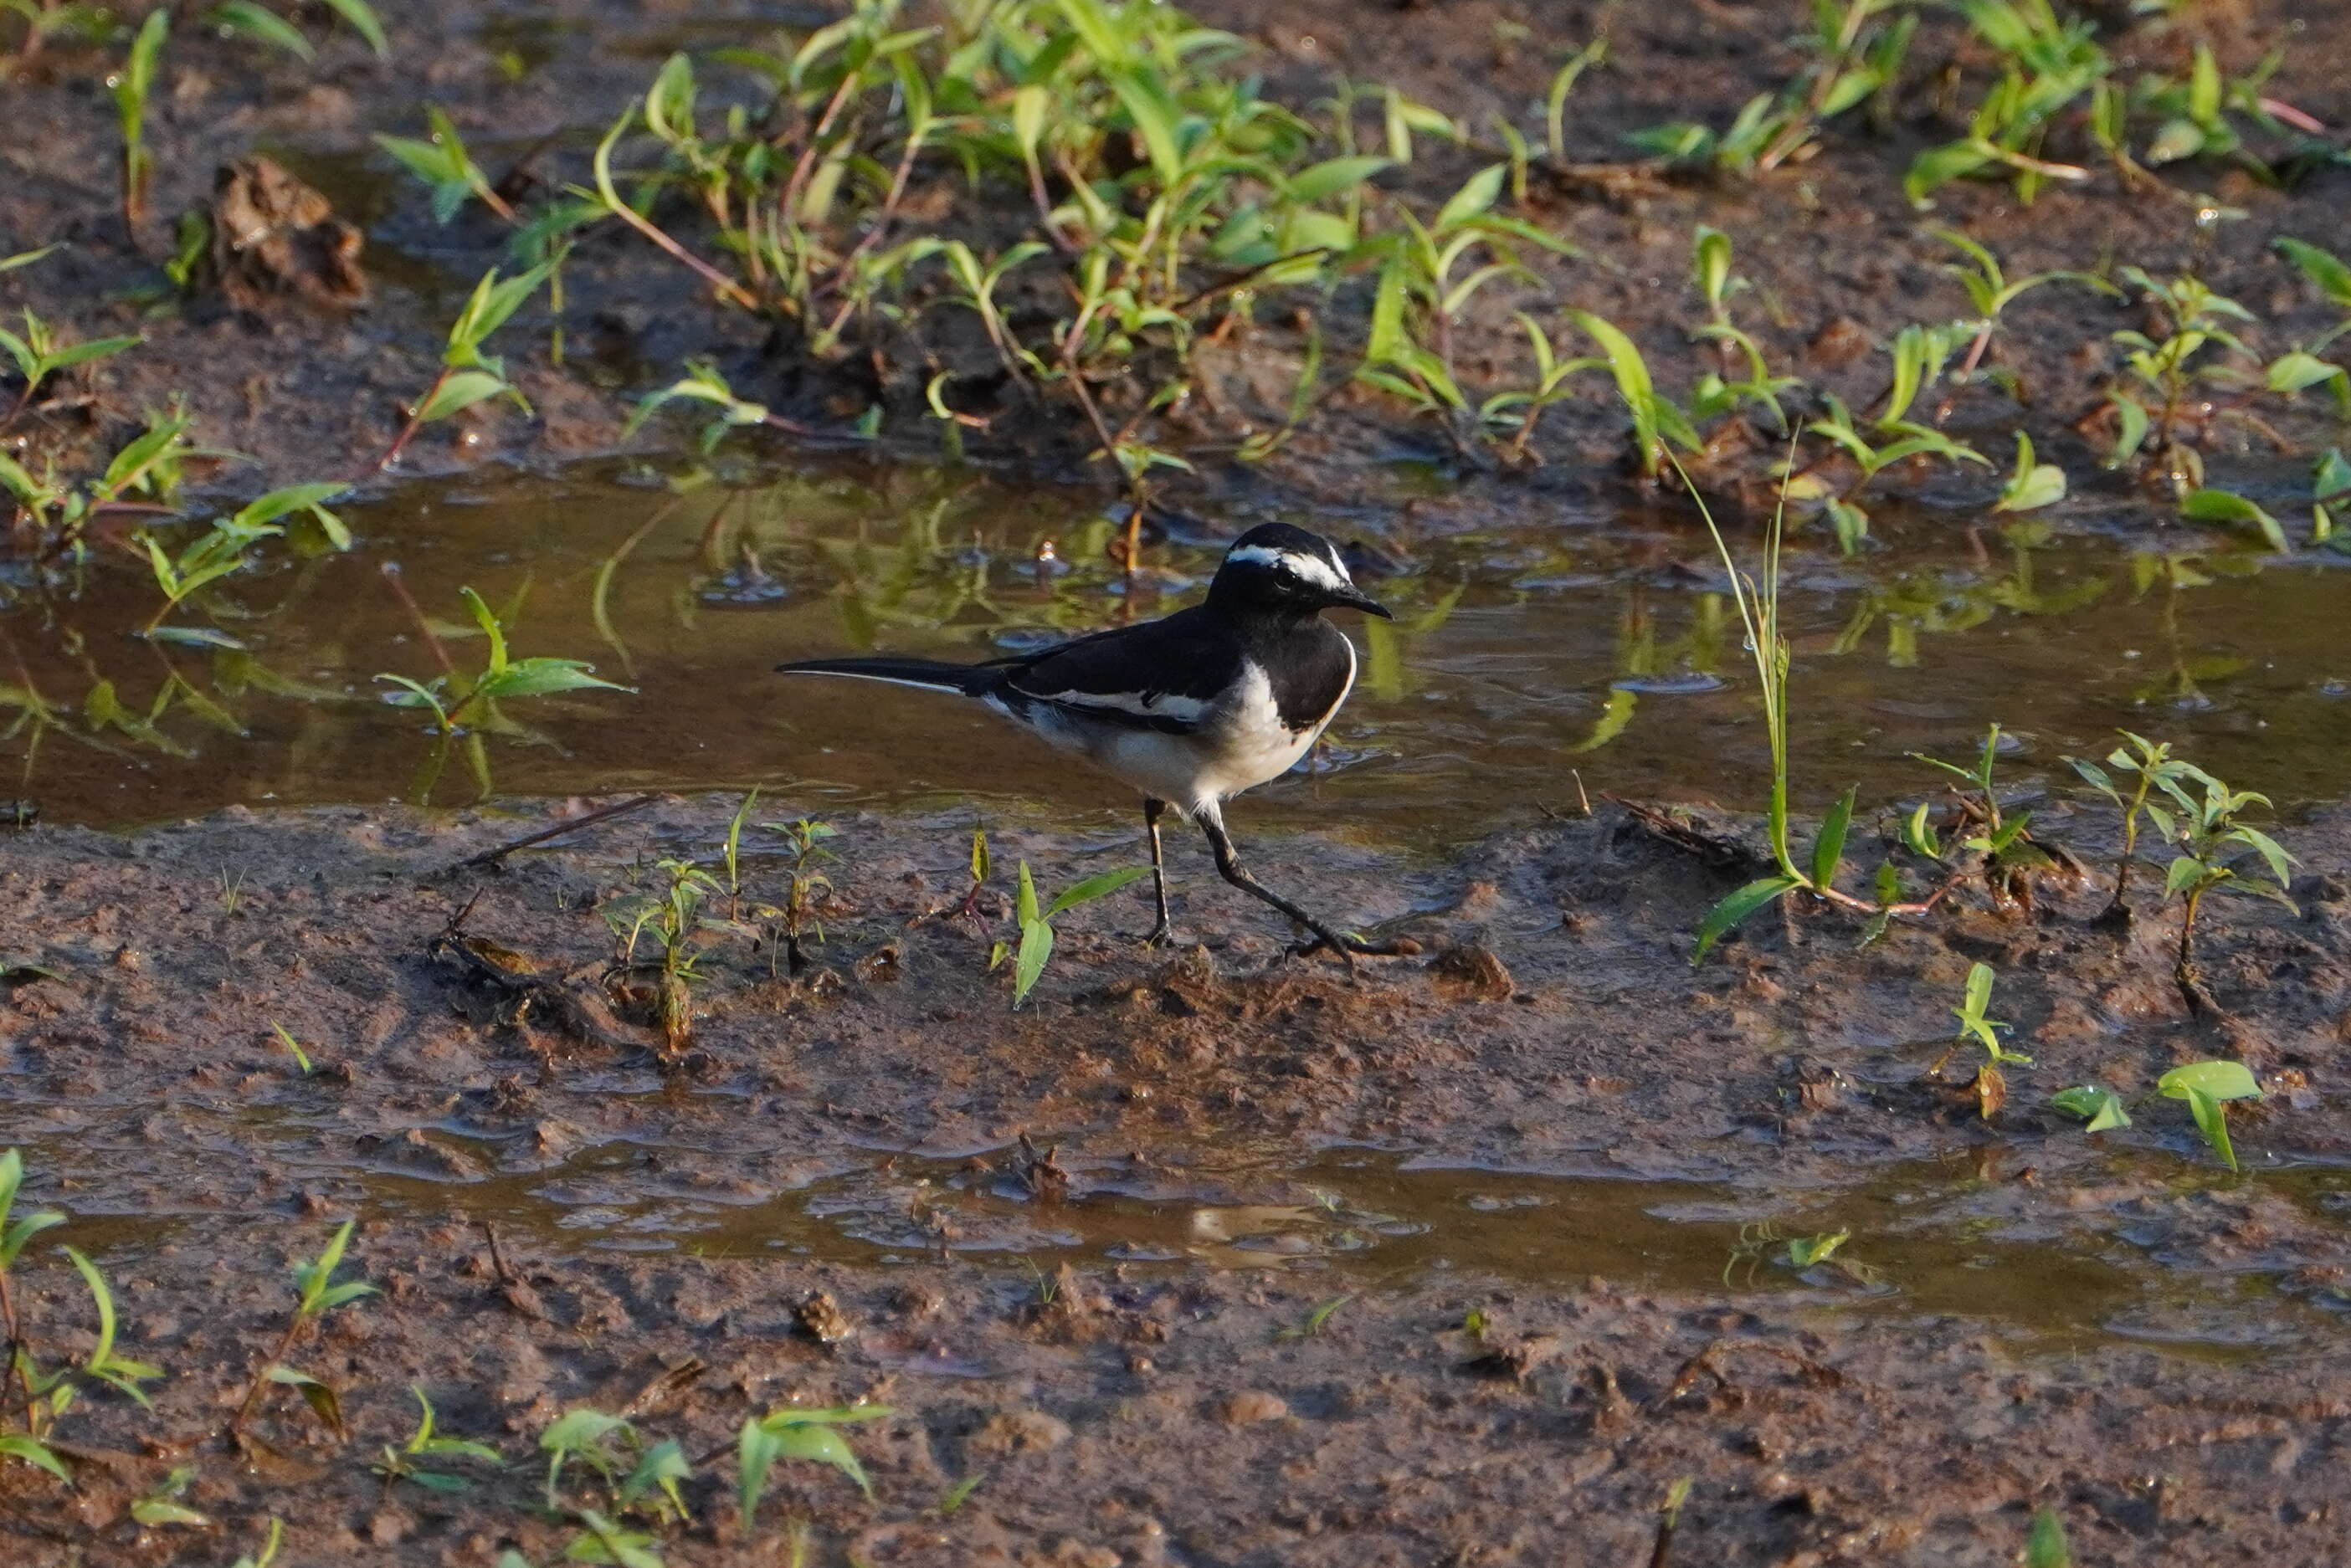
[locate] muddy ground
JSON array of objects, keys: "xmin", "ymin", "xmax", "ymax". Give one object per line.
[
  {"xmin": 4, "ymin": 2, "xmax": 2351, "ymax": 535},
  {"xmin": 3, "ymin": 792, "xmax": 2351, "ymax": 1564}
]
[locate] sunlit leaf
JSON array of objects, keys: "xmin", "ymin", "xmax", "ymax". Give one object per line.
[{"xmin": 1691, "ymin": 874, "xmax": 1799, "ymax": 965}]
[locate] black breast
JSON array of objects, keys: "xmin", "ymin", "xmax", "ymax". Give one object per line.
[{"xmin": 1253, "ymin": 620, "xmax": 1356, "ymax": 730}]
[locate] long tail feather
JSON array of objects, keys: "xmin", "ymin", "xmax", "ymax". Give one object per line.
[{"xmin": 773, "ymin": 656, "xmax": 988, "ymax": 695}]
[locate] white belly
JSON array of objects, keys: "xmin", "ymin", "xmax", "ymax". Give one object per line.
[
  {"xmin": 991, "ymin": 638, "xmax": 1358, "ymax": 818},
  {"xmin": 1140, "ymin": 643, "xmax": 1357, "ymax": 815}
]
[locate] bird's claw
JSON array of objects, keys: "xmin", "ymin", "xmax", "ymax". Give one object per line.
[{"xmin": 1286, "ymin": 930, "xmax": 1419, "ymax": 969}]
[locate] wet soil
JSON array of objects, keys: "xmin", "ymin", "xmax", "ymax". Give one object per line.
[{"xmin": 5, "ymin": 792, "xmax": 2351, "ymax": 1562}]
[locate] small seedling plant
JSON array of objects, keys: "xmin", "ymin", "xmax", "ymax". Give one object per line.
[
  {"xmin": 2050, "ymin": 1084, "xmax": 2130, "ymax": 1133},
  {"xmin": 2066, "ymin": 730, "xmax": 2196, "ymax": 917},
  {"xmin": 0, "ymin": 310, "xmax": 140, "ymax": 432},
  {"xmin": 0, "ymin": 405, "xmax": 200, "ymax": 559},
  {"xmin": 2053, "ymin": 1059, "xmax": 2267, "ymax": 1173},
  {"xmin": 737, "ymin": 1402, "xmax": 893, "ymax": 1531},
  {"xmin": 0, "ymin": 1149, "xmax": 68, "ymax": 1480},
  {"xmin": 1933, "ymin": 228, "xmax": 2109, "ymax": 403},
  {"xmin": 2151, "ymin": 768, "xmax": 2295, "ymax": 1009},
  {"xmin": 1627, "ymin": 0, "xmax": 1909, "ymax": 176},
  {"xmin": 372, "ymin": 1385, "xmax": 505, "ymax": 1494},
  {"xmin": 1668, "ymin": 464, "xmax": 1949, "ymax": 962},
  {"xmin": 377, "ymin": 586, "xmax": 628, "ymax": 735},
  {"xmin": 1906, "ymin": 724, "xmax": 2055, "ymax": 904},
  {"xmin": 1931, "ymin": 961, "xmax": 2030, "ymax": 1118},
  {"xmin": 113, "ymin": 10, "xmax": 168, "ymax": 234},
  {"xmin": 604, "ymin": 857, "xmax": 726, "ymax": 1052},
  {"xmin": 377, "ymin": 264, "xmax": 556, "ymax": 471},
  {"xmin": 2096, "ymin": 269, "xmax": 2330, "ymax": 530},
  {"xmin": 1687, "ymin": 227, "xmax": 1800, "ymax": 434},
  {"xmin": 375, "ymin": 106, "xmax": 516, "ymax": 224},
  {"xmin": 539, "ymin": 1407, "xmax": 694, "ymax": 1526},
  {"xmin": 1008, "ymin": 861, "xmax": 1150, "ymax": 1007},
  {"xmin": 757, "ymin": 817, "xmax": 840, "ymax": 972},
  {"xmin": 230, "ymin": 1219, "xmax": 376, "ymax": 1439},
  {"xmin": 1784, "ymin": 324, "xmax": 1989, "ymax": 553},
  {"xmin": 2159, "ymin": 1061, "xmax": 2263, "ymax": 1174},
  {"xmin": 138, "ymin": 484, "xmax": 352, "ymax": 638}
]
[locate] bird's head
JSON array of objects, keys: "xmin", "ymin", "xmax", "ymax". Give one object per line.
[{"xmin": 1209, "ymin": 523, "xmax": 1391, "ymax": 622}]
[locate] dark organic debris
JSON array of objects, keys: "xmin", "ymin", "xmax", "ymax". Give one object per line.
[{"xmin": 208, "ymin": 156, "xmax": 367, "ymax": 312}]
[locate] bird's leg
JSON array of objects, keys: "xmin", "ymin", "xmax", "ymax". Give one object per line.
[
  {"xmin": 1197, "ymin": 813, "xmax": 1407, "ymax": 969},
  {"xmin": 1141, "ymin": 797, "xmax": 1174, "ymax": 945}
]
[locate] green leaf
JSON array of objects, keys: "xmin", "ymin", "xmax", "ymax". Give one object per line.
[
  {"xmin": 759, "ymin": 1404, "xmax": 893, "ymax": 1427},
  {"xmin": 320, "ymin": 0, "xmax": 388, "ymax": 55},
  {"xmin": 2051, "ymin": 1087, "xmax": 2132, "ymax": 1131},
  {"xmin": 565, "ymin": 1509, "xmax": 662, "ymax": 1568},
  {"xmin": 1044, "ymin": 865, "xmax": 1151, "ymax": 918},
  {"xmin": 2180, "ymin": 488, "xmax": 2287, "ymax": 551},
  {"xmin": 1286, "ymin": 156, "xmax": 1389, "ymax": 205},
  {"xmin": 1012, "ymin": 919, "xmax": 1053, "ymax": 1008},
  {"xmin": 2026, "ymin": 1508, "xmax": 2074, "ymax": 1568},
  {"xmin": 209, "ymin": 2, "xmax": 313, "ymax": 61},
  {"xmin": 1433, "ymin": 163, "xmax": 1507, "ymax": 232},
  {"xmin": 1691, "ymin": 875, "xmax": 1800, "ymax": 965},
  {"xmin": 1106, "ymin": 67, "xmax": 1184, "ymax": 187},
  {"xmin": 2158, "ymin": 1060, "xmax": 2261, "ymax": 1104},
  {"xmin": 131, "ymin": 1498, "xmax": 211, "ymax": 1528},
  {"xmin": 39, "ymin": 334, "xmax": 141, "ymax": 374},
  {"xmin": 144, "ymin": 626, "xmax": 248, "ymax": 651},
  {"xmin": 1905, "ymin": 139, "xmax": 1993, "ymax": 206},
  {"xmin": 2184, "ymin": 1086, "xmax": 2236, "ymax": 1173},
  {"xmin": 1009, "ymin": 84, "xmax": 1051, "ymax": 160},
  {"xmin": 476, "ymin": 658, "xmax": 631, "ymax": 701},
  {"xmin": 232, "ymin": 482, "xmax": 349, "ymax": 531},
  {"xmin": 1810, "ymin": 787, "xmax": 1855, "ymax": 889},
  {"xmin": 1014, "ymin": 860, "xmax": 1040, "ymax": 928},
  {"xmin": 1994, "ymin": 432, "xmax": 2066, "ymax": 512},
  {"xmin": 2268, "ymin": 351, "xmax": 2346, "ymax": 394},
  {"xmin": 415, "ymin": 370, "xmax": 512, "ymax": 424},
  {"xmin": 2143, "ymin": 117, "xmax": 2204, "ymax": 167},
  {"xmin": 2277, "ymin": 238, "xmax": 2351, "ymax": 310},
  {"xmin": 642, "ymin": 53, "xmax": 696, "ymax": 142},
  {"xmin": 766, "ymin": 1422, "xmax": 872, "ymax": 1499},
  {"xmin": 1962, "ymin": 961, "xmax": 1994, "ymax": 1021},
  {"xmin": 0, "ymin": 1435, "xmax": 70, "ymax": 1483},
  {"xmin": 737, "ymin": 1419, "xmax": 781, "ymax": 1534},
  {"xmin": 267, "ymin": 1364, "xmax": 346, "ymax": 1435},
  {"xmin": 618, "ymin": 1439, "xmax": 690, "ymax": 1509}
]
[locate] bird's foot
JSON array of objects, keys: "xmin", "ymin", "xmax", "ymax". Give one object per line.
[
  {"xmin": 1286, "ymin": 926, "xmax": 1422, "ymax": 969},
  {"xmin": 1128, "ymin": 919, "xmax": 1181, "ymax": 948}
]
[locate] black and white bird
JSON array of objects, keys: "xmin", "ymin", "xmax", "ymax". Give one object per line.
[{"xmin": 775, "ymin": 522, "xmax": 1399, "ymax": 961}]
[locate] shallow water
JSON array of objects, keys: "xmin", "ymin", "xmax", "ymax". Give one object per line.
[
  {"xmin": 18, "ymin": 1104, "xmax": 2346, "ymax": 1358},
  {"xmin": 8, "ymin": 454, "xmax": 2351, "ymax": 838}
]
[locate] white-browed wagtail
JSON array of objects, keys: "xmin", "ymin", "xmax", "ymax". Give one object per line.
[{"xmin": 776, "ymin": 523, "xmax": 1404, "ymax": 961}]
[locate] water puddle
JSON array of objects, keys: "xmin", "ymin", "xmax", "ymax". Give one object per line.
[
  {"xmin": 8, "ymin": 456, "xmax": 2351, "ymax": 838},
  {"xmin": 13, "ymin": 1104, "xmax": 2348, "ymax": 1358}
]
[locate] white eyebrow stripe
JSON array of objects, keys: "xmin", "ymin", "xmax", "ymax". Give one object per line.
[
  {"xmin": 1031, "ymin": 689, "xmax": 1211, "ymax": 722},
  {"xmin": 1226, "ymin": 544, "xmax": 1349, "ymax": 591}
]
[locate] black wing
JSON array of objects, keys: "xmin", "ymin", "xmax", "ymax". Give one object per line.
[{"xmin": 983, "ymin": 607, "xmax": 1242, "ymax": 735}]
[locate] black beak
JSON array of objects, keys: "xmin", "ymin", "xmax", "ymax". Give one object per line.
[{"xmin": 1329, "ymin": 582, "xmax": 1393, "ymax": 619}]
